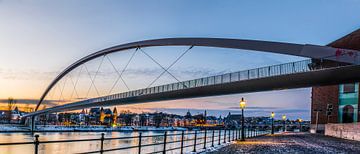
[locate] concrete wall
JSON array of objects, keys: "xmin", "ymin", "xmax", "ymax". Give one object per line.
[{"xmin": 325, "ymin": 123, "xmax": 360, "ymax": 141}]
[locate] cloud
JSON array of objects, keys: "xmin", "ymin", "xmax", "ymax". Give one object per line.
[
  {"xmin": 0, "ymin": 98, "xmax": 61, "ymax": 106},
  {"xmin": 0, "ymin": 69, "xmax": 58, "ymax": 80}
]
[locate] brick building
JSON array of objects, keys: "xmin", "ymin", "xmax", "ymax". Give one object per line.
[{"xmin": 311, "ymin": 29, "xmax": 360, "ymax": 131}]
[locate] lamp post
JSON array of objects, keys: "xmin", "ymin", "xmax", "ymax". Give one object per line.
[
  {"xmin": 298, "ymin": 118, "xmax": 303, "ymax": 132},
  {"xmin": 282, "ymin": 115, "xmax": 286, "ymax": 132},
  {"xmin": 271, "ymin": 112, "xmax": 275, "ymax": 135},
  {"xmin": 240, "ymin": 97, "xmax": 246, "ymax": 141}
]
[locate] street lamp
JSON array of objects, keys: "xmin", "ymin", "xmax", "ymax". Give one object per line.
[
  {"xmin": 298, "ymin": 118, "xmax": 303, "ymax": 132},
  {"xmin": 271, "ymin": 112, "xmax": 275, "ymax": 134},
  {"xmin": 240, "ymin": 97, "xmax": 246, "ymax": 141},
  {"xmin": 282, "ymin": 115, "xmax": 286, "ymax": 132}
]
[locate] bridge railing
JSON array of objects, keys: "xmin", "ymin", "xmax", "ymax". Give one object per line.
[
  {"xmin": 87, "ymin": 59, "xmax": 312, "ymax": 104},
  {"xmin": 0, "ymin": 128, "xmax": 270, "ymax": 154},
  {"xmin": 30, "ymin": 58, "xmax": 352, "ymax": 115}
]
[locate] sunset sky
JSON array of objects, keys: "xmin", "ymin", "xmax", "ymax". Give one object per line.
[{"xmin": 1, "ymin": 0, "xmax": 360, "ymax": 120}]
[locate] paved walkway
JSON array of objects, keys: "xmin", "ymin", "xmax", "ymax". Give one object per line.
[{"xmin": 209, "ymin": 132, "xmax": 360, "ymax": 153}]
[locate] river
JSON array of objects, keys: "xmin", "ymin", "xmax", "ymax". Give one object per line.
[{"xmin": 0, "ymin": 130, "xmax": 234, "ymax": 154}]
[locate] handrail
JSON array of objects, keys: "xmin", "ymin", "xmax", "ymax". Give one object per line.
[{"xmin": 0, "ymin": 128, "xmax": 271, "ymax": 154}]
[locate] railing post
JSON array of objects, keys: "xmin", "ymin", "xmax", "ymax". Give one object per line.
[
  {"xmin": 228, "ymin": 129, "xmax": 230, "ymax": 142},
  {"xmin": 250, "ymin": 128, "xmax": 252, "ymax": 137},
  {"xmin": 203, "ymin": 130, "xmax": 207, "ymax": 149},
  {"xmin": 250, "ymin": 128, "xmax": 253, "ymax": 137},
  {"xmin": 239, "ymin": 129, "xmax": 241, "ymax": 139},
  {"xmin": 34, "ymin": 134, "xmax": 39, "ymax": 154},
  {"xmin": 293, "ymin": 62, "xmax": 295, "ymax": 72},
  {"xmin": 235, "ymin": 129, "xmax": 238, "ymax": 140},
  {"xmin": 218, "ymin": 130, "xmax": 221, "ymax": 145},
  {"xmin": 232, "ymin": 129, "xmax": 235, "ymax": 141},
  {"xmin": 180, "ymin": 131, "xmax": 184, "ymax": 154},
  {"xmin": 223, "ymin": 129, "xmax": 226, "ymax": 143},
  {"xmin": 211, "ymin": 130, "xmax": 215, "ymax": 147},
  {"xmin": 268, "ymin": 67, "xmax": 271, "ymax": 76},
  {"xmin": 247, "ymin": 70, "xmax": 250, "ymax": 79},
  {"xmin": 247, "ymin": 128, "xmax": 249, "ymax": 138},
  {"xmin": 163, "ymin": 131, "xmax": 167, "ymax": 154},
  {"xmin": 249, "ymin": 128, "xmax": 252, "ymax": 138},
  {"xmin": 250, "ymin": 128, "xmax": 252, "ymax": 138},
  {"xmin": 100, "ymin": 133, "xmax": 104, "ymax": 154},
  {"xmin": 138, "ymin": 132, "xmax": 142, "ymax": 154},
  {"xmin": 193, "ymin": 131, "xmax": 197, "ymax": 152}
]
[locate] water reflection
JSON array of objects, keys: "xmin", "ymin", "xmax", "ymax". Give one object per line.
[{"xmin": 0, "ymin": 130, "xmax": 262, "ymax": 154}]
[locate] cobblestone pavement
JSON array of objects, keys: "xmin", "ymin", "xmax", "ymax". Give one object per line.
[{"xmin": 208, "ymin": 132, "xmax": 360, "ymax": 153}]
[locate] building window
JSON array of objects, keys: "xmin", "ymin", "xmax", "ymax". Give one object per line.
[
  {"xmin": 343, "ymin": 83, "xmax": 356, "ymax": 93},
  {"xmin": 342, "ymin": 105, "xmax": 354, "ymax": 123}
]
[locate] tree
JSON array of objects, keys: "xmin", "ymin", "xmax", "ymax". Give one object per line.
[
  {"xmin": 139, "ymin": 114, "xmax": 147, "ymax": 126},
  {"xmin": 153, "ymin": 112, "xmax": 164, "ymax": 128},
  {"xmin": 124, "ymin": 114, "xmax": 134, "ymax": 126},
  {"xmin": 7, "ymin": 97, "xmax": 16, "ymax": 123}
]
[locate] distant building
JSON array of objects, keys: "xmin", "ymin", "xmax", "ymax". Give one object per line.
[
  {"xmin": 224, "ymin": 112, "xmax": 242, "ymax": 128},
  {"xmin": 11, "ymin": 107, "xmax": 22, "ymax": 121},
  {"xmin": 311, "ymin": 29, "xmax": 360, "ymax": 132}
]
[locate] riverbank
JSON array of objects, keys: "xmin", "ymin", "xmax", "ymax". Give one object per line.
[{"xmin": 0, "ymin": 125, "xmax": 189, "ymax": 133}]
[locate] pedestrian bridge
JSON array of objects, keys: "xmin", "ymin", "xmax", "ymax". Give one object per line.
[{"xmin": 24, "ymin": 38, "xmax": 360, "ymax": 117}]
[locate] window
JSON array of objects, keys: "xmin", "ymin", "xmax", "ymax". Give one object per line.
[
  {"xmin": 343, "ymin": 83, "xmax": 355, "ymax": 93},
  {"xmin": 342, "ymin": 105, "xmax": 354, "ymax": 123}
]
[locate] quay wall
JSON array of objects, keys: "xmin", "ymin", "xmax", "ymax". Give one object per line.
[{"xmin": 325, "ymin": 123, "xmax": 360, "ymax": 141}]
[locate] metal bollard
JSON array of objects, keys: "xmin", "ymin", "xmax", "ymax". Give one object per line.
[
  {"xmin": 34, "ymin": 134, "xmax": 39, "ymax": 154},
  {"xmin": 163, "ymin": 131, "xmax": 167, "ymax": 154},
  {"xmin": 138, "ymin": 133, "xmax": 142, "ymax": 154},
  {"xmin": 100, "ymin": 133, "xmax": 105, "ymax": 154}
]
